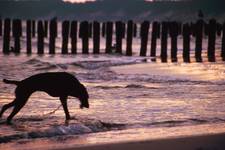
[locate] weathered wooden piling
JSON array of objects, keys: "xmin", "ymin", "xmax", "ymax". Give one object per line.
[
  {"xmin": 70, "ymin": 21, "xmax": 77, "ymax": 54},
  {"xmin": 79, "ymin": 21, "xmax": 89, "ymax": 54},
  {"xmin": 37, "ymin": 20, "xmax": 45, "ymax": 54},
  {"xmin": 89, "ymin": 22, "xmax": 92, "ymax": 38},
  {"xmin": 161, "ymin": 22, "xmax": 169, "ymax": 62},
  {"xmin": 12, "ymin": 19, "xmax": 22, "ymax": 54},
  {"xmin": 26, "ymin": 20, "xmax": 32, "ymax": 54},
  {"xmin": 105, "ymin": 21, "xmax": 113, "ymax": 53},
  {"xmin": 3, "ymin": 18, "xmax": 11, "ymax": 54},
  {"xmin": 178, "ymin": 22, "xmax": 182, "ymax": 35},
  {"xmin": 93, "ymin": 21, "xmax": 100, "ymax": 54},
  {"xmin": 140, "ymin": 21, "xmax": 150, "ymax": 56},
  {"xmin": 102, "ymin": 22, "xmax": 106, "ymax": 37},
  {"xmin": 122, "ymin": 22, "xmax": 126, "ymax": 39},
  {"xmin": 217, "ymin": 23, "xmax": 222, "ymax": 37},
  {"xmin": 182, "ymin": 23, "xmax": 191, "ymax": 63},
  {"xmin": 151, "ymin": 21, "xmax": 160, "ymax": 60},
  {"xmin": 126, "ymin": 20, "xmax": 133, "ymax": 56},
  {"xmin": 49, "ymin": 18, "xmax": 57, "ymax": 54},
  {"xmin": 133, "ymin": 23, "xmax": 137, "ymax": 37},
  {"xmin": 115, "ymin": 21, "xmax": 124, "ymax": 54},
  {"xmin": 169, "ymin": 21, "xmax": 179, "ymax": 62},
  {"xmin": 0, "ymin": 19, "xmax": 2, "ymax": 36},
  {"xmin": 193, "ymin": 19, "xmax": 204, "ymax": 62},
  {"xmin": 206, "ymin": 19, "xmax": 217, "ymax": 62},
  {"xmin": 222, "ymin": 22, "xmax": 225, "ymax": 61},
  {"xmin": 44, "ymin": 20, "xmax": 48, "ymax": 37},
  {"xmin": 32, "ymin": 20, "xmax": 36, "ymax": 37},
  {"xmin": 61, "ymin": 20, "xmax": 70, "ymax": 54}
]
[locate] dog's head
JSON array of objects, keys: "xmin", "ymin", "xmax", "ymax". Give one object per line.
[{"xmin": 77, "ymin": 83, "xmax": 89, "ymax": 109}]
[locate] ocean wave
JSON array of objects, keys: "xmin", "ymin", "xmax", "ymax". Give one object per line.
[
  {"xmin": 141, "ymin": 117, "xmax": 225, "ymax": 128},
  {"xmin": 116, "ymin": 74, "xmax": 216, "ymax": 85},
  {"xmin": 34, "ymin": 65, "xmax": 58, "ymax": 71},
  {"xmin": 94, "ymin": 84, "xmax": 158, "ymax": 90},
  {"xmin": 0, "ymin": 116, "xmax": 224, "ymax": 143},
  {"xmin": 23, "ymin": 58, "xmax": 44, "ymax": 65},
  {"xmin": 0, "ymin": 117, "xmax": 126, "ymax": 144},
  {"xmin": 70, "ymin": 59, "xmax": 146, "ymax": 70},
  {"xmin": 23, "ymin": 58, "xmax": 69, "ymax": 71}
]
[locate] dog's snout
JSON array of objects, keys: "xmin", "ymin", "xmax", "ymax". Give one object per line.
[{"xmin": 80, "ymin": 102, "xmax": 89, "ymax": 109}]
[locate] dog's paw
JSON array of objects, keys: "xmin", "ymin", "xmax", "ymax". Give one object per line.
[
  {"xmin": 70, "ymin": 116, "xmax": 78, "ymax": 120},
  {"xmin": 6, "ymin": 121, "xmax": 13, "ymax": 126},
  {"xmin": 65, "ymin": 120, "xmax": 70, "ymax": 126}
]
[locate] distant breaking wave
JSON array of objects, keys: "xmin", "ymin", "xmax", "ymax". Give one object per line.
[{"xmin": 0, "ymin": 116, "xmax": 224, "ymax": 143}]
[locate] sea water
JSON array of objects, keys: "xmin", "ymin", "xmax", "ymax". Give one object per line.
[{"xmin": 0, "ymin": 25, "xmax": 225, "ymax": 148}]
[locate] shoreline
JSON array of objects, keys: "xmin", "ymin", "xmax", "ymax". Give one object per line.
[
  {"xmin": 58, "ymin": 132, "xmax": 225, "ymax": 150},
  {"xmin": 0, "ymin": 123, "xmax": 225, "ymax": 150}
]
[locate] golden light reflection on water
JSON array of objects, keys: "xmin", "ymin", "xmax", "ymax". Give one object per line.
[
  {"xmin": 0, "ymin": 54, "xmax": 225, "ymax": 149},
  {"xmin": 84, "ymin": 123, "xmax": 225, "ymax": 145},
  {"xmin": 111, "ymin": 62, "xmax": 225, "ymax": 81}
]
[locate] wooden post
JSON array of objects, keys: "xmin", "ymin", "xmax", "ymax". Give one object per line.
[
  {"xmin": 206, "ymin": 19, "xmax": 217, "ymax": 62},
  {"xmin": 62, "ymin": 20, "xmax": 70, "ymax": 54},
  {"xmin": 89, "ymin": 22, "xmax": 92, "ymax": 38},
  {"xmin": 44, "ymin": 20, "xmax": 48, "ymax": 37},
  {"xmin": 126, "ymin": 20, "xmax": 133, "ymax": 56},
  {"xmin": 49, "ymin": 18, "xmax": 57, "ymax": 54},
  {"xmin": 161, "ymin": 22, "xmax": 169, "ymax": 62},
  {"xmin": 0, "ymin": 19, "xmax": 2, "ymax": 36},
  {"xmin": 178, "ymin": 22, "xmax": 182, "ymax": 35},
  {"xmin": 217, "ymin": 23, "xmax": 222, "ymax": 37},
  {"xmin": 182, "ymin": 23, "xmax": 191, "ymax": 63},
  {"xmin": 122, "ymin": 22, "xmax": 126, "ymax": 39},
  {"xmin": 221, "ymin": 22, "xmax": 225, "ymax": 61},
  {"xmin": 169, "ymin": 21, "xmax": 179, "ymax": 62},
  {"xmin": 12, "ymin": 19, "xmax": 22, "ymax": 54},
  {"xmin": 105, "ymin": 21, "xmax": 113, "ymax": 53},
  {"xmin": 26, "ymin": 20, "xmax": 32, "ymax": 54},
  {"xmin": 70, "ymin": 20, "xmax": 77, "ymax": 54},
  {"xmin": 115, "ymin": 21, "xmax": 124, "ymax": 54},
  {"xmin": 140, "ymin": 21, "xmax": 150, "ymax": 56},
  {"xmin": 37, "ymin": 20, "xmax": 45, "ymax": 54},
  {"xmin": 102, "ymin": 22, "xmax": 106, "ymax": 37},
  {"xmin": 79, "ymin": 21, "xmax": 89, "ymax": 54},
  {"xmin": 133, "ymin": 23, "xmax": 137, "ymax": 37},
  {"xmin": 194, "ymin": 19, "xmax": 204, "ymax": 62},
  {"xmin": 32, "ymin": 20, "xmax": 36, "ymax": 37},
  {"xmin": 93, "ymin": 21, "xmax": 100, "ymax": 54},
  {"xmin": 3, "ymin": 18, "xmax": 11, "ymax": 54},
  {"xmin": 151, "ymin": 21, "xmax": 160, "ymax": 60}
]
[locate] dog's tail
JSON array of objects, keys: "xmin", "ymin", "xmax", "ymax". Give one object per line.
[{"xmin": 3, "ymin": 79, "xmax": 20, "ymax": 85}]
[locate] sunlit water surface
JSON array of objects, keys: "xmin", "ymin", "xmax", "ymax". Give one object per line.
[
  {"xmin": 0, "ymin": 53, "xmax": 225, "ymax": 147},
  {"xmin": 0, "ymin": 27, "xmax": 225, "ymax": 148}
]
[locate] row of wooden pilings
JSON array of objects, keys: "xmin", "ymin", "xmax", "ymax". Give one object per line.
[{"xmin": 1, "ymin": 18, "xmax": 225, "ymax": 62}]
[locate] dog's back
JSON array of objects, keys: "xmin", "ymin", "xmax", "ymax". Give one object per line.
[{"xmin": 16, "ymin": 72, "xmax": 80, "ymax": 97}]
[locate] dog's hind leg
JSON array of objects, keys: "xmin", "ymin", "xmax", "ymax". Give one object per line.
[
  {"xmin": 60, "ymin": 96, "xmax": 71, "ymax": 121},
  {"xmin": 0, "ymin": 101, "xmax": 16, "ymax": 118},
  {"xmin": 6, "ymin": 97, "xmax": 28, "ymax": 125}
]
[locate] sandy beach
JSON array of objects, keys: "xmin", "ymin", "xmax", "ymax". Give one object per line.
[
  {"xmin": 1, "ymin": 123, "xmax": 225, "ymax": 150},
  {"xmin": 59, "ymin": 133, "xmax": 225, "ymax": 150}
]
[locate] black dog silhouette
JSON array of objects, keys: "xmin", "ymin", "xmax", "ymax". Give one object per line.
[{"xmin": 0, "ymin": 72, "xmax": 89, "ymax": 124}]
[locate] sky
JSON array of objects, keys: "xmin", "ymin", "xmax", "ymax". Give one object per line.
[
  {"xmin": 63, "ymin": 0, "xmax": 154, "ymax": 3},
  {"xmin": 63, "ymin": 0, "xmax": 96, "ymax": 3}
]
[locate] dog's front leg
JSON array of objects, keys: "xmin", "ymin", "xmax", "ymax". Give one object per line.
[{"xmin": 60, "ymin": 96, "xmax": 71, "ymax": 121}]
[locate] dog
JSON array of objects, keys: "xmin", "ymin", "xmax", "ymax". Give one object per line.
[{"xmin": 0, "ymin": 72, "xmax": 89, "ymax": 124}]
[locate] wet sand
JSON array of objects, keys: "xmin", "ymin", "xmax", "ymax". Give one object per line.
[
  {"xmin": 58, "ymin": 133, "xmax": 225, "ymax": 150},
  {"xmin": 1, "ymin": 123, "xmax": 225, "ymax": 150}
]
